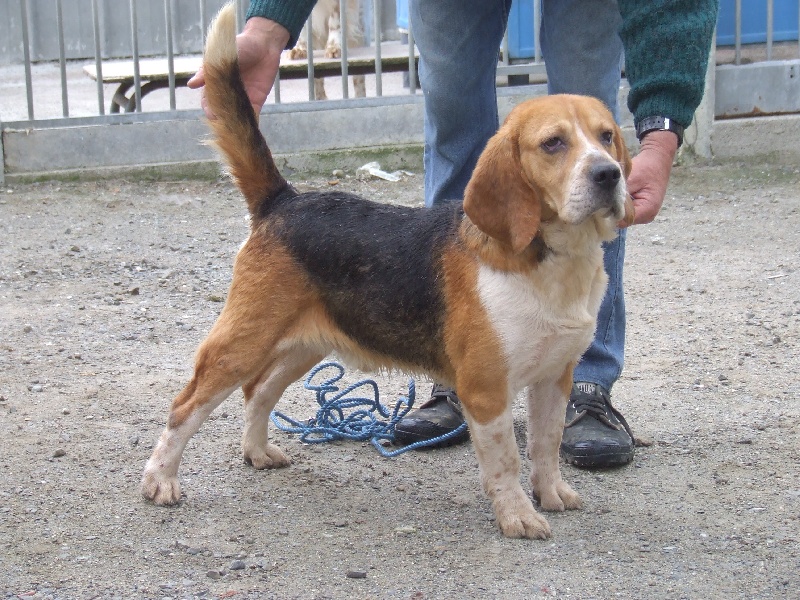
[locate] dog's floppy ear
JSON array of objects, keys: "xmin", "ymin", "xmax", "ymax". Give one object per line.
[
  {"xmin": 463, "ymin": 128, "xmax": 542, "ymax": 254},
  {"xmin": 613, "ymin": 124, "xmax": 636, "ymax": 227}
]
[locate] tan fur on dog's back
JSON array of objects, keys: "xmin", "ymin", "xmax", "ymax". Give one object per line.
[{"xmin": 203, "ymin": 4, "xmax": 286, "ymax": 213}]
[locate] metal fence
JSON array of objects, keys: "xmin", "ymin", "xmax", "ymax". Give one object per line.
[{"xmin": 1, "ymin": 0, "xmax": 799, "ymax": 181}]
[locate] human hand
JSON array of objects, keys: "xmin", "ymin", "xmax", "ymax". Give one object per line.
[
  {"xmin": 621, "ymin": 129, "xmax": 680, "ymax": 227},
  {"xmin": 188, "ymin": 17, "xmax": 290, "ymax": 118}
]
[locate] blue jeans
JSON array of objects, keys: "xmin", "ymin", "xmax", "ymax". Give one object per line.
[{"xmin": 410, "ymin": 0, "xmax": 626, "ymax": 392}]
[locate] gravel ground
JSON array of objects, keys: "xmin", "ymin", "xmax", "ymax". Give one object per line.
[{"xmin": 1, "ymin": 158, "xmax": 798, "ymax": 599}]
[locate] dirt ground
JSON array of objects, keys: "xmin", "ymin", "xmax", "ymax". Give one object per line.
[{"xmin": 1, "ymin": 157, "xmax": 798, "ymax": 600}]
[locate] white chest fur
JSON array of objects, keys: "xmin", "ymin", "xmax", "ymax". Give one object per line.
[{"xmin": 477, "ymin": 252, "xmax": 607, "ymax": 392}]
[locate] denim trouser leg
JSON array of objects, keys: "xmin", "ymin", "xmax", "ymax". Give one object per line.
[
  {"xmin": 412, "ymin": 0, "xmax": 627, "ymax": 392},
  {"xmin": 542, "ymin": 0, "xmax": 626, "ymax": 392},
  {"xmin": 410, "ymin": 0, "xmax": 513, "ymax": 207}
]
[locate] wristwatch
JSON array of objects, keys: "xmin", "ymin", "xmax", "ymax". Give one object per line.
[{"xmin": 636, "ymin": 116, "xmax": 684, "ymax": 148}]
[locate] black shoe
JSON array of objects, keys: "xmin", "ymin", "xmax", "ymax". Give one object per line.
[
  {"xmin": 393, "ymin": 384, "xmax": 470, "ymax": 448},
  {"xmin": 560, "ymin": 382, "xmax": 634, "ymax": 468}
]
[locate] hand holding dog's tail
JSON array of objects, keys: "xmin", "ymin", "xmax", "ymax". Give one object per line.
[{"xmin": 203, "ymin": 3, "xmax": 289, "ymax": 217}]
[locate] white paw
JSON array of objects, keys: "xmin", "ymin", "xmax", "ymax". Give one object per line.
[
  {"xmin": 243, "ymin": 442, "xmax": 291, "ymax": 470},
  {"xmin": 532, "ymin": 478, "xmax": 582, "ymax": 512},
  {"xmin": 493, "ymin": 489, "xmax": 552, "ymax": 539},
  {"xmin": 141, "ymin": 470, "xmax": 181, "ymax": 506},
  {"xmin": 289, "ymin": 46, "xmax": 308, "ymax": 60}
]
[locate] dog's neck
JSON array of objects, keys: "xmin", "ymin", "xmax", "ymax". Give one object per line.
[
  {"xmin": 459, "ymin": 218, "xmax": 553, "ymax": 273},
  {"xmin": 460, "ymin": 213, "xmax": 616, "ymax": 273}
]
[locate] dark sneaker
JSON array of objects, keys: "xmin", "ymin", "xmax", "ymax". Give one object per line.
[
  {"xmin": 393, "ymin": 384, "xmax": 470, "ymax": 448},
  {"xmin": 560, "ymin": 382, "xmax": 634, "ymax": 468}
]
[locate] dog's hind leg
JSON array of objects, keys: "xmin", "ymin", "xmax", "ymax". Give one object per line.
[
  {"xmin": 241, "ymin": 346, "xmax": 325, "ymax": 470},
  {"xmin": 527, "ymin": 367, "xmax": 582, "ymax": 512},
  {"xmin": 141, "ymin": 277, "xmax": 309, "ymax": 505}
]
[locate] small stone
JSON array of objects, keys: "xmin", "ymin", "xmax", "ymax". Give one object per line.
[
  {"xmin": 394, "ymin": 525, "xmax": 417, "ymax": 535},
  {"xmin": 53, "ymin": 448, "xmax": 66, "ymax": 458},
  {"xmin": 23, "ymin": 324, "xmax": 33, "ymax": 333},
  {"xmin": 62, "ymin": 408, "xmax": 70, "ymax": 415},
  {"xmin": 70, "ymin": 245, "xmax": 81, "ymax": 252},
  {"xmin": 206, "ymin": 570, "xmax": 222, "ymax": 580},
  {"xmin": 29, "ymin": 384, "xmax": 44, "ymax": 393},
  {"xmin": 229, "ymin": 559, "xmax": 246, "ymax": 570},
  {"xmin": 346, "ymin": 569, "xmax": 367, "ymax": 579},
  {"xmin": 128, "ymin": 287, "xmax": 140, "ymax": 296},
  {"xmin": 207, "ymin": 294, "xmax": 224, "ymax": 302},
  {"xmin": 331, "ymin": 169, "xmax": 345, "ymax": 178}
]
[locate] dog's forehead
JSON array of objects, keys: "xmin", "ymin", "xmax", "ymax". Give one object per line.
[{"xmin": 514, "ymin": 96, "xmax": 614, "ymax": 134}]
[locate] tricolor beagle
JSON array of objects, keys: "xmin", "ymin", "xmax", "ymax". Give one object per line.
[{"xmin": 142, "ymin": 3, "xmax": 634, "ymax": 539}]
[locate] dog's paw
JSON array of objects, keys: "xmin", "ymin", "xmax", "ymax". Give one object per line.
[
  {"xmin": 289, "ymin": 46, "xmax": 308, "ymax": 60},
  {"xmin": 493, "ymin": 489, "xmax": 552, "ymax": 539},
  {"xmin": 324, "ymin": 43, "xmax": 341, "ymax": 59},
  {"xmin": 141, "ymin": 471, "xmax": 181, "ymax": 506},
  {"xmin": 243, "ymin": 442, "xmax": 291, "ymax": 470},
  {"xmin": 532, "ymin": 479, "xmax": 582, "ymax": 512}
]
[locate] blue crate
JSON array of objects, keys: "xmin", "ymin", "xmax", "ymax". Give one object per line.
[
  {"xmin": 507, "ymin": 0, "xmax": 537, "ymax": 59},
  {"xmin": 717, "ymin": 0, "xmax": 799, "ymax": 45},
  {"xmin": 396, "ymin": 0, "xmax": 409, "ymax": 31}
]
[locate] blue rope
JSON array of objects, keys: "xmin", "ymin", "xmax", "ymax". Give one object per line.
[{"xmin": 270, "ymin": 362, "xmax": 468, "ymax": 457}]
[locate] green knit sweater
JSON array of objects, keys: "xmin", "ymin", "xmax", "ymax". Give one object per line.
[{"xmin": 247, "ymin": 0, "xmax": 719, "ymax": 128}]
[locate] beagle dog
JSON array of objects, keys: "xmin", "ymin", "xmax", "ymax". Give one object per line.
[{"xmin": 141, "ymin": 3, "xmax": 634, "ymax": 540}]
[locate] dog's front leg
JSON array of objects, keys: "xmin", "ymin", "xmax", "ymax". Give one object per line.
[
  {"xmin": 465, "ymin": 396, "xmax": 552, "ymax": 539},
  {"xmin": 526, "ymin": 374, "xmax": 582, "ymax": 512}
]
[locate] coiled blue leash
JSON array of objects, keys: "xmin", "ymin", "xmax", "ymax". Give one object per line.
[{"xmin": 270, "ymin": 362, "xmax": 468, "ymax": 457}]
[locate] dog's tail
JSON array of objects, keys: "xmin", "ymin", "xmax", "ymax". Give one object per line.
[{"xmin": 203, "ymin": 3, "xmax": 288, "ymax": 217}]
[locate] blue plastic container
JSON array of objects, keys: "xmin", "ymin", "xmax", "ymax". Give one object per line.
[
  {"xmin": 717, "ymin": 0, "xmax": 799, "ymax": 45},
  {"xmin": 396, "ymin": 0, "xmax": 409, "ymax": 31},
  {"xmin": 395, "ymin": 0, "xmax": 537, "ymax": 57},
  {"xmin": 507, "ymin": 0, "xmax": 537, "ymax": 59}
]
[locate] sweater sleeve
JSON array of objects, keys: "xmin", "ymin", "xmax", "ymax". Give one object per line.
[
  {"xmin": 246, "ymin": 0, "xmax": 318, "ymax": 49},
  {"xmin": 618, "ymin": 0, "xmax": 719, "ymax": 128}
]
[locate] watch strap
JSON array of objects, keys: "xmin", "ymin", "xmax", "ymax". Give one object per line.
[{"xmin": 636, "ymin": 116, "xmax": 684, "ymax": 148}]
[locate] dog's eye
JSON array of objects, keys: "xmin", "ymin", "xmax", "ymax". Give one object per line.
[
  {"xmin": 600, "ymin": 130, "xmax": 614, "ymax": 146},
  {"xmin": 541, "ymin": 137, "xmax": 565, "ymax": 153}
]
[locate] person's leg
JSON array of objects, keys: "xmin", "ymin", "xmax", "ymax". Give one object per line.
[
  {"xmin": 395, "ymin": 0, "xmax": 512, "ymax": 446},
  {"xmin": 540, "ymin": 0, "xmax": 634, "ymax": 467},
  {"xmin": 411, "ymin": 0, "xmax": 513, "ymax": 206}
]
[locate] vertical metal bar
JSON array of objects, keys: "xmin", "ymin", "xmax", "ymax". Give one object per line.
[
  {"xmin": 274, "ymin": 70, "xmax": 281, "ymax": 104},
  {"xmin": 766, "ymin": 0, "xmax": 774, "ymax": 60},
  {"xmin": 533, "ymin": 0, "xmax": 541, "ymax": 63},
  {"xmin": 307, "ymin": 11, "xmax": 315, "ymax": 100},
  {"xmin": 408, "ymin": 21, "xmax": 416, "ymax": 94},
  {"xmin": 373, "ymin": 0, "xmax": 382, "ymax": 97},
  {"xmin": 56, "ymin": 0, "xmax": 69, "ymax": 117},
  {"xmin": 0, "ymin": 128, "xmax": 5, "ymax": 186},
  {"xmin": 199, "ymin": 0, "xmax": 207, "ymax": 44},
  {"xmin": 735, "ymin": 0, "xmax": 741, "ymax": 66},
  {"xmin": 91, "ymin": 0, "xmax": 105, "ymax": 114},
  {"xmin": 339, "ymin": 0, "xmax": 349, "ymax": 99},
  {"xmin": 165, "ymin": 0, "xmax": 176, "ymax": 110},
  {"xmin": 20, "ymin": 0, "xmax": 34, "ymax": 120},
  {"xmin": 129, "ymin": 0, "xmax": 142, "ymax": 112}
]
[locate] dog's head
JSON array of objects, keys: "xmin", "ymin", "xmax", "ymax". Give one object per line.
[{"xmin": 463, "ymin": 94, "xmax": 633, "ymax": 254}]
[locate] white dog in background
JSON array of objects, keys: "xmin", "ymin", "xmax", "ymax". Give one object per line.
[{"xmin": 289, "ymin": 0, "xmax": 366, "ymax": 100}]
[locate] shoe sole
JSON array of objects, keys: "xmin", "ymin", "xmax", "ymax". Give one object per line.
[
  {"xmin": 394, "ymin": 429, "xmax": 470, "ymax": 449},
  {"xmin": 560, "ymin": 449, "xmax": 634, "ymax": 468}
]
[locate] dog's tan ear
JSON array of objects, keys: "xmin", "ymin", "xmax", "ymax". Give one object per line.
[
  {"xmin": 613, "ymin": 125, "xmax": 633, "ymax": 179},
  {"xmin": 613, "ymin": 125, "xmax": 636, "ymax": 227},
  {"xmin": 463, "ymin": 131, "xmax": 541, "ymax": 254}
]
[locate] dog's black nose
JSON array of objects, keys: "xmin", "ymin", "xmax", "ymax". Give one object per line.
[{"xmin": 590, "ymin": 164, "xmax": 621, "ymax": 190}]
